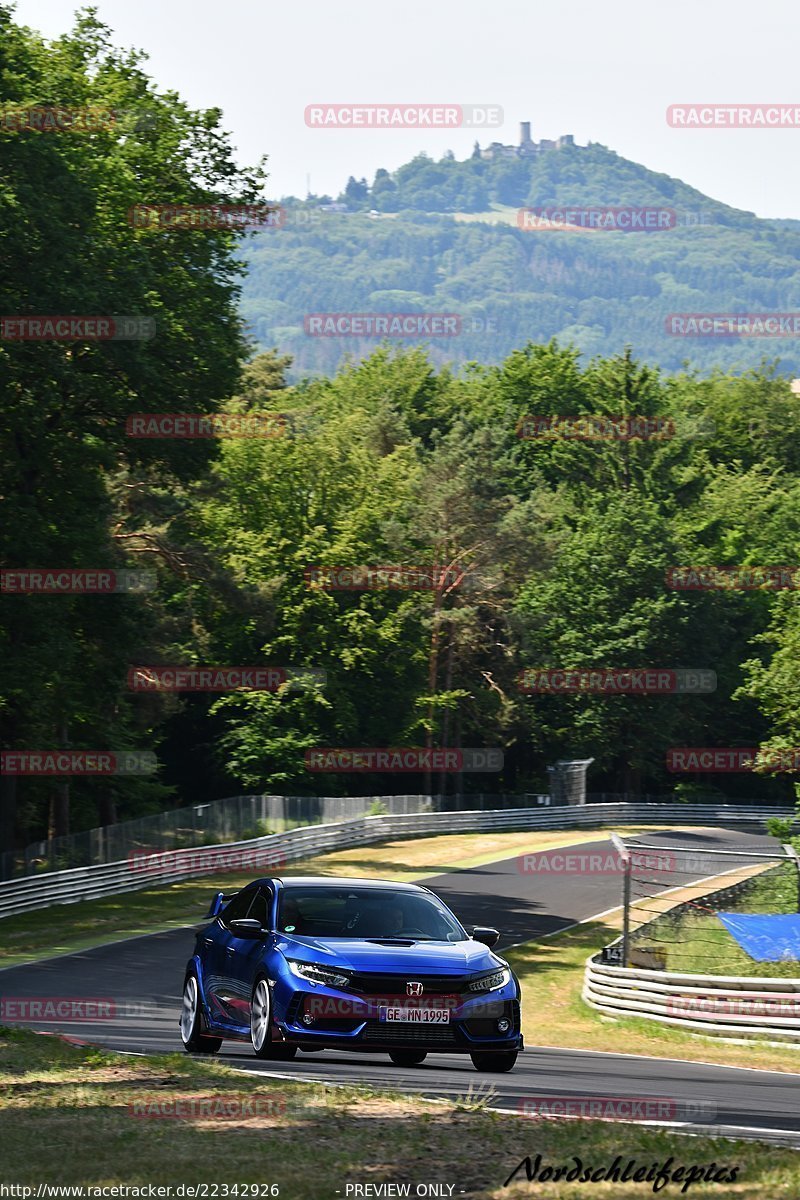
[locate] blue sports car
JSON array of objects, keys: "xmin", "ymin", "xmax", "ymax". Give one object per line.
[{"xmin": 180, "ymin": 875, "xmax": 522, "ymax": 1072}]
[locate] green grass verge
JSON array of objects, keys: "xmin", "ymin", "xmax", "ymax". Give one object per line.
[{"xmin": 1, "ymin": 1026, "xmax": 798, "ymax": 1197}]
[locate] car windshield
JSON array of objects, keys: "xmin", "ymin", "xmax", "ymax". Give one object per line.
[{"xmin": 277, "ymin": 886, "xmax": 465, "ymax": 941}]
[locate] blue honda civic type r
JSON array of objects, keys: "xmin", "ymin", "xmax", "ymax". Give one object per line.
[{"xmin": 180, "ymin": 876, "xmax": 522, "ymax": 1072}]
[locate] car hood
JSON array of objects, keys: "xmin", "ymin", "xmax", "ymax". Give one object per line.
[{"xmin": 276, "ymin": 935, "xmax": 502, "ymax": 975}]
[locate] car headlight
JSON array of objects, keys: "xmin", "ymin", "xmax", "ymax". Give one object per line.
[
  {"xmin": 466, "ymin": 967, "xmax": 511, "ymax": 993},
  {"xmin": 287, "ymin": 960, "xmax": 351, "ymax": 988}
]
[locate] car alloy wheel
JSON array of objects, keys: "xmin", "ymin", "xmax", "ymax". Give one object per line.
[
  {"xmin": 251, "ymin": 978, "xmax": 271, "ymax": 1053},
  {"xmin": 180, "ymin": 975, "xmax": 198, "ymax": 1044},
  {"xmin": 250, "ymin": 976, "xmax": 298, "ymax": 1060},
  {"xmin": 180, "ymin": 971, "xmax": 222, "ymax": 1054}
]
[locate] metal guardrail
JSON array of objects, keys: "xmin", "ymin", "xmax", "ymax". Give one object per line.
[
  {"xmin": 0, "ymin": 801, "xmax": 793, "ymax": 921},
  {"xmin": 583, "ymin": 956, "xmax": 800, "ymax": 1042},
  {"xmin": 6, "ymin": 790, "xmax": 782, "ymax": 880}
]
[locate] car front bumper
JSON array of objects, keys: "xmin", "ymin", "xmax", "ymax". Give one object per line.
[{"xmin": 274, "ymin": 980, "xmax": 523, "ymax": 1053}]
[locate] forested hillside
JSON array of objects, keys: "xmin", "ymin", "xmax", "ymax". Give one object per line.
[{"xmin": 242, "ymin": 141, "xmax": 800, "ymax": 377}]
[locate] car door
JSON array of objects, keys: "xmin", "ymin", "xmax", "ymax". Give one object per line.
[
  {"xmin": 203, "ymin": 886, "xmax": 256, "ymax": 1030},
  {"xmin": 225, "ymin": 885, "xmax": 274, "ymax": 1020}
]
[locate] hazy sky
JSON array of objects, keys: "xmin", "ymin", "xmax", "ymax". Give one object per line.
[{"xmin": 11, "ymin": 0, "xmax": 800, "ymax": 219}]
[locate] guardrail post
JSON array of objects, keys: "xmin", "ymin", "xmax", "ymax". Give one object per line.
[
  {"xmin": 784, "ymin": 843, "xmax": 800, "ymax": 912},
  {"xmin": 611, "ymin": 832, "xmax": 631, "ymax": 968}
]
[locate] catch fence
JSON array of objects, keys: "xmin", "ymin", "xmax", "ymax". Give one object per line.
[
  {"xmin": 1, "ymin": 789, "xmax": 785, "ymax": 881},
  {"xmin": 605, "ymin": 835, "xmax": 800, "ymax": 972}
]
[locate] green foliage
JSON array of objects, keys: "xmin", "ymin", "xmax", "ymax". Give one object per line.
[
  {"xmin": 4, "ymin": 7, "xmax": 800, "ymax": 851},
  {"xmin": 156, "ymin": 343, "xmax": 800, "ymax": 804},
  {"xmin": 0, "ymin": 6, "xmax": 264, "ymax": 847}
]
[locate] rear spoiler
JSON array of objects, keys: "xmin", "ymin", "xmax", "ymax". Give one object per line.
[{"xmin": 205, "ymin": 890, "xmax": 239, "ymax": 919}]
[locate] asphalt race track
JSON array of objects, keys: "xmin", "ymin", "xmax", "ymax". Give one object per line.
[{"xmin": 2, "ymin": 826, "xmax": 799, "ymax": 1147}]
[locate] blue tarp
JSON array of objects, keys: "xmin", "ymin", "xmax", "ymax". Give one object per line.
[{"xmin": 716, "ymin": 912, "xmax": 800, "ymax": 962}]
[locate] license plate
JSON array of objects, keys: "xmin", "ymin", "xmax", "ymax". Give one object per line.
[{"xmin": 379, "ymin": 1007, "xmax": 450, "ymax": 1024}]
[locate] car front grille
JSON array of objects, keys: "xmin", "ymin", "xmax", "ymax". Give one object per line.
[
  {"xmin": 348, "ymin": 972, "xmax": 468, "ymax": 996},
  {"xmin": 362, "ymin": 1019, "xmax": 457, "ymax": 1045}
]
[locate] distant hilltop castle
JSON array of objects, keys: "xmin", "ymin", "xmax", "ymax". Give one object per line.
[{"xmin": 475, "ymin": 121, "xmax": 576, "ymax": 161}]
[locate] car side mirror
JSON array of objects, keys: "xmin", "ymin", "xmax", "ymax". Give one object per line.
[
  {"xmin": 228, "ymin": 918, "xmax": 267, "ymax": 938},
  {"xmin": 471, "ymin": 925, "xmax": 500, "ymax": 948}
]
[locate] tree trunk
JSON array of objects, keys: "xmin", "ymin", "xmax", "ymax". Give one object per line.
[
  {"xmin": 438, "ymin": 630, "xmax": 455, "ymax": 798},
  {"xmin": 0, "ymin": 774, "xmax": 18, "ymax": 875},
  {"xmin": 424, "ymin": 577, "xmax": 444, "ymax": 799},
  {"xmin": 52, "ymin": 721, "xmax": 70, "ymax": 840},
  {"xmin": 99, "ymin": 794, "xmax": 117, "ymax": 827},
  {"xmin": 621, "ymin": 763, "xmax": 642, "ymax": 799}
]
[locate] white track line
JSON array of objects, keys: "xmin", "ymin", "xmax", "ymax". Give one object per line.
[{"xmin": 229, "ymin": 1067, "xmax": 800, "ymax": 1149}]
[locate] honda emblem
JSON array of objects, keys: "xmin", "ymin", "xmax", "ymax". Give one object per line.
[{"xmin": 406, "ymin": 981, "xmax": 423, "ymax": 997}]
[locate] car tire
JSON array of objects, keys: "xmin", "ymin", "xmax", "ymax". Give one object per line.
[
  {"xmin": 388, "ymin": 1051, "xmax": 427, "ymax": 1067},
  {"xmin": 470, "ymin": 1050, "xmax": 518, "ymax": 1073},
  {"xmin": 250, "ymin": 975, "xmax": 298, "ymax": 1061},
  {"xmin": 180, "ymin": 970, "xmax": 222, "ymax": 1055}
]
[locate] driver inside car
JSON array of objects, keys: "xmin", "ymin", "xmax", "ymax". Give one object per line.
[
  {"xmin": 377, "ymin": 903, "xmax": 408, "ymax": 936},
  {"xmin": 347, "ymin": 899, "xmax": 407, "ymax": 937}
]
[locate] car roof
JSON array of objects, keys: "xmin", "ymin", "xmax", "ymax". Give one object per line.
[{"xmin": 272, "ymin": 876, "xmax": 429, "ymax": 892}]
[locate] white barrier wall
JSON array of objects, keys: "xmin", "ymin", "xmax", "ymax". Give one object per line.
[{"xmin": 583, "ymin": 954, "xmax": 800, "ymax": 1042}]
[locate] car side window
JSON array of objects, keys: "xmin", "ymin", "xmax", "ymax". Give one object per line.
[
  {"xmin": 247, "ymin": 889, "xmax": 271, "ymax": 929},
  {"xmin": 220, "ymin": 888, "xmax": 254, "ymax": 927}
]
